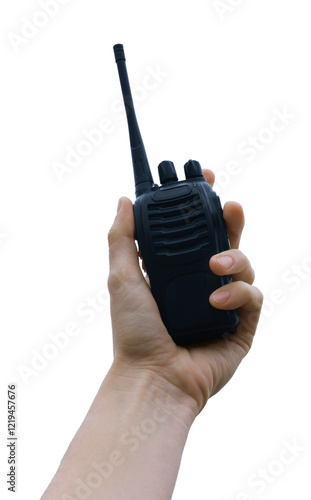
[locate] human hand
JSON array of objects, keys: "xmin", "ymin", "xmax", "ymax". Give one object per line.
[{"xmin": 107, "ymin": 170, "xmax": 263, "ymax": 417}]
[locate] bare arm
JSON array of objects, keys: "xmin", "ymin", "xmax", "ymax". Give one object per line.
[
  {"xmin": 41, "ymin": 170, "xmax": 263, "ymax": 500},
  {"xmin": 41, "ymin": 365, "xmax": 196, "ymax": 500}
]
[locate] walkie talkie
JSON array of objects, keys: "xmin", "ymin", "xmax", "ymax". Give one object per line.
[{"xmin": 113, "ymin": 44, "xmax": 239, "ymax": 345}]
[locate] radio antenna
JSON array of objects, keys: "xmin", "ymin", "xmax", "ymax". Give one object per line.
[{"xmin": 113, "ymin": 44, "xmax": 154, "ymax": 197}]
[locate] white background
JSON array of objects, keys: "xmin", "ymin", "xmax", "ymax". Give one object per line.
[{"xmin": 1, "ymin": 0, "xmax": 310, "ymax": 499}]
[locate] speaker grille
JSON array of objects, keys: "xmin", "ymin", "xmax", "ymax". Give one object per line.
[{"xmin": 148, "ymin": 194, "xmax": 209, "ymax": 257}]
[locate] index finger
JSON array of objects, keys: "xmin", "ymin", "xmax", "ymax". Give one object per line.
[
  {"xmin": 202, "ymin": 168, "xmax": 215, "ymax": 187},
  {"xmin": 202, "ymin": 169, "xmax": 245, "ymax": 249},
  {"xmin": 223, "ymin": 201, "xmax": 245, "ymax": 249}
]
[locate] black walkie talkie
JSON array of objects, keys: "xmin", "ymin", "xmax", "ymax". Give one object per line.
[{"xmin": 113, "ymin": 44, "xmax": 239, "ymax": 345}]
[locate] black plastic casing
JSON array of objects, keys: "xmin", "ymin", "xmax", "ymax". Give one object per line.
[
  {"xmin": 134, "ymin": 170, "xmax": 239, "ymax": 345},
  {"xmin": 113, "ymin": 43, "xmax": 239, "ymax": 346}
]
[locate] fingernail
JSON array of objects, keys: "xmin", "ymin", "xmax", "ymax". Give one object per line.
[
  {"xmin": 216, "ymin": 256, "xmax": 233, "ymax": 270},
  {"xmin": 212, "ymin": 290, "xmax": 230, "ymax": 303},
  {"xmin": 117, "ymin": 198, "xmax": 122, "ymax": 213}
]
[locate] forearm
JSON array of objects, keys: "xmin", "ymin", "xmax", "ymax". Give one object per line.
[{"xmin": 41, "ymin": 361, "xmax": 197, "ymax": 500}]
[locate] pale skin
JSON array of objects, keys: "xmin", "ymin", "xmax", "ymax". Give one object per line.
[{"xmin": 41, "ymin": 169, "xmax": 263, "ymax": 500}]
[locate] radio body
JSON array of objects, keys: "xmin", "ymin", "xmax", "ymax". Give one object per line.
[{"xmin": 113, "ymin": 44, "xmax": 239, "ymax": 345}]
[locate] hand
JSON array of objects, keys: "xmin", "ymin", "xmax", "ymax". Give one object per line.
[{"xmin": 107, "ymin": 170, "xmax": 263, "ymax": 416}]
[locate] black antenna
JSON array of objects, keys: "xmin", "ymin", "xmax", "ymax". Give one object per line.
[{"xmin": 113, "ymin": 44, "xmax": 154, "ymax": 197}]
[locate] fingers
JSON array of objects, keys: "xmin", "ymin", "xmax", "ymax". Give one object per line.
[
  {"xmin": 209, "ymin": 249, "xmax": 255, "ymax": 285},
  {"xmin": 209, "ymin": 249, "xmax": 262, "ymax": 337},
  {"xmin": 209, "ymin": 247, "xmax": 263, "ymax": 336},
  {"xmin": 223, "ymin": 201, "xmax": 245, "ymax": 249},
  {"xmin": 202, "ymin": 168, "xmax": 215, "ymax": 187},
  {"xmin": 108, "ymin": 197, "xmax": 147, "ymax": 295},
  {"xmin": 209, "ymin": 281, "xmax": 263, "ymax": 314},
  {"xmin": 203, "ymin": 169, "xmax": 244, "ymax": 249}
]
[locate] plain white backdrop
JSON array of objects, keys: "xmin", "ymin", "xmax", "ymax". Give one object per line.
[{"xmin": 1, "ymin": 0, "xmax": 310, "ymax": 498}]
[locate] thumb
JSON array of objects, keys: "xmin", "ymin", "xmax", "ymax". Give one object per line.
[{"xmin": 107, "ymin": 197, "xmax": 146, "ymax": 295}]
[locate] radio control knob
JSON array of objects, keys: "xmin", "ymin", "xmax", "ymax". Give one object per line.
[
  {"xmin": 158, "ymin": 161, "xmax": 178, "ymax": 184},
  {"xmin": 184, "ymin": 159, "xmax": 204, "ymax": 179}
]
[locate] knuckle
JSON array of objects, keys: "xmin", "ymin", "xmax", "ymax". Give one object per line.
[
  {"xmin": 253, "ymin": 286, "xmax": 264, "ymax": 308},
  {"xmin": 107, "ymin": 225, "xmax": 118, "ymax": 249},
  {"xmin": 107, "ymin": 268, "xmax": 128, "ymax": 296},
  {"xmin": 237, "ymin": 251, "xmax": 255, "ymax": 284},
  {"xmin": 249, "ymin": 266, "xmax": 256, "ymax": 284}
]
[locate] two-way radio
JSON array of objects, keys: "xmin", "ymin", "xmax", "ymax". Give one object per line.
[{"xmin": 113, "ymin": 44, "xmax": 239, "ymax": 345}]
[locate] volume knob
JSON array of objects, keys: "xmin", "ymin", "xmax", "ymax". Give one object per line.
[
  {"xmin": 158, "ymin": 161, "xmax": 178, "ymax": 184},
  {"xmin": 184, "ymin": 159, "xmax": 204, "ymax": 179}
]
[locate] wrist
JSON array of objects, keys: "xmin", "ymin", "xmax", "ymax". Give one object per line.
[
  {"xmin": 41, "ymin": 359, "xmax": 198, "ymax": 500},
  {"xmin": 104, "ymin": 358, "xmax": 198, "ymax": 431}
]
